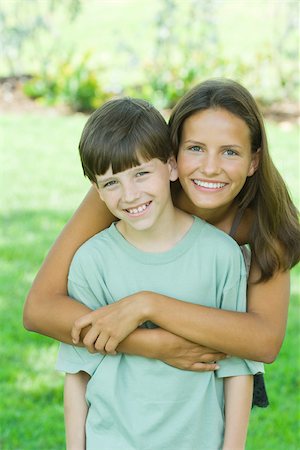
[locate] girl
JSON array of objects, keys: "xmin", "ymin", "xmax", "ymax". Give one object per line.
[{"xmin": 23, "ymin": 79, "xmax": 300, "ymax": 407}]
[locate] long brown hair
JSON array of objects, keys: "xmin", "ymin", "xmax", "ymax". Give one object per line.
[{"xmin": 169, "ymin": 78, "xmax": 300, "ymax": 281}]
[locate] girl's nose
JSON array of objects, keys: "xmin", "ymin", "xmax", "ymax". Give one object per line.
[{"xmin": 200, "ymin": 154, "xmax": 221, "ymax": 176}]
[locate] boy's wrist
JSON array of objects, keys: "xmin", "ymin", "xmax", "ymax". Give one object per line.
[{"xmin": 135, "ymin": 291, "xmax": 156, "ymax": 324}]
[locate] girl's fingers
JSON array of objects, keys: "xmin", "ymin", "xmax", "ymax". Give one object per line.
[
  {"xmin": 94, "ymin": 332, "xmax": 110, "ymax": 354},
  {"xmin": 82, "ymin": 327, "xmax": 104, "ymax": 353},
  {"xmin": 200, "ymin": 352, "xmax": 227, "ymax": 363},
  {"xmin": 191, "ymin": 362, "xmax": 220, "ymax": 372},
  {"xmin": 71, "ymin": 314, "xmax": 94, "ymax": 343},
  {"xmin": 104, "ymin": 337, "xmax": 119, "ymax": 355}
]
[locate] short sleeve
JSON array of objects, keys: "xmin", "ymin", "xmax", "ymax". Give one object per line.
[
  {"xmin": 56, "ymin": 343, "xmax": 104, "ymax": 376},
  {"xmin": 216, "ymin": 254, "xmax": 264, "ymax": 378},
  {"xmin": 56, "ymin": 278, "xmax": 107, "ymax": 375},
  {"xmin": 216, "ymin": 357, "xmax": 264, "ymax": 379},
  {"xmin": 56, "ymin": 246, "xmax": 111, "ymax": 375}
]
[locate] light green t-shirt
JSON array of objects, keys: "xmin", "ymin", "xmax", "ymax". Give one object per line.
[{"xmin": 57, "ymin": 217, "xmax": 263, "ymax": 450}]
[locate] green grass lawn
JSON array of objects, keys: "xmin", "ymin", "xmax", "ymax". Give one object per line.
[{"xmin": 0, "ymin": 112, "xmax": 299, "ymax": 449}]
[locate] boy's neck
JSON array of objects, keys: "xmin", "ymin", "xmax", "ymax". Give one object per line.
[{"xmin": 116, "ymin": 207, "xmax": 193, "ymax": 253}]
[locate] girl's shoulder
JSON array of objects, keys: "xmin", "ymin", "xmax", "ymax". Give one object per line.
[{"xmin": 231, "ymin": 208, "xmax": 254, "ymax": 246}]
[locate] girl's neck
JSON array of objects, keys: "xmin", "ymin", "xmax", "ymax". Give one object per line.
[{"xmin": 175, "ymin": 189, "xmax": 239, "ymax": 235}]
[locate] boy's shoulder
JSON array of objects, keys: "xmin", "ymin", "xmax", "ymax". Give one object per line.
[
  {"xmin": 194, "ymin": 216, "xmax": 240, "ymax": 250},
  {"xmin": 71, "ymin": 224, "xmax": 116, "ymax": 266},
  {"xmin": 193, "ymin": 217, "xmax": 245, "ymax": 272}
]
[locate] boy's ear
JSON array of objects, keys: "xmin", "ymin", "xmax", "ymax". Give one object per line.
[
  {"xmin": 167, "ymin": 156, "xmax": 178, "ymax": 181},
  {"xmin": 248, "ymin": 148, "xmax": 260, "ymax": 177}
]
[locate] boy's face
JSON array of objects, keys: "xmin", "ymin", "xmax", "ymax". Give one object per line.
[{"xmin": 95, "ymin": 156, "xmax": 178, "ymax": 233}]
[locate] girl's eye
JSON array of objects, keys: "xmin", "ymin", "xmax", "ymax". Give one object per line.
[
  {"xmin": 189, "ymin": 145, "xmax": 203, "ymax": 152},
  {"xmin": 224, "ymin": 149, "xmax": 238, "ymax": 156}
]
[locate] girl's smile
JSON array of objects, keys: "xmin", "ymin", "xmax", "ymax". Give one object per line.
[
  {"xmin": 177, "ymin": 108, "xmax": 259, "ymax": 216},
  {"xmin": 192, "ymin": 179, "xmax": 227, "ymax": 190}
]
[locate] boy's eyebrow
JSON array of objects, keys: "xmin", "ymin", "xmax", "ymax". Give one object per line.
[
  {"xmin": 97, "ymin": 175, "xmax": 117, "ymax": 184},
  {"xmin": 97, "ymin": 162, "xmax": 155, "ymax": 183}
]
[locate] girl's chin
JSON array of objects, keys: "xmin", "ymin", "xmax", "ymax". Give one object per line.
[{"xmin": 190, "ymin": 194, "xmax": 233, "ymax": 211}]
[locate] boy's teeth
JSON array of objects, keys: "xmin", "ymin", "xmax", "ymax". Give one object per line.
[
  {"xmin": 127, "ymin": 203, "xmax": 149, "ymax": 214},
  {"xmin": 193, "ymin": 180, "xmax": 226, "ymax": 189}
]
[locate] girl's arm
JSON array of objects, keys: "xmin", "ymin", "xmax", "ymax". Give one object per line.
[
  {"xmin": 72, "ymin": 262, "xmax": 289, "ymax": 363},
  {"xmin": 64, "ymin": 372, "xmax": 90, "ymax": 450},
  {"xmin": 24, "ymin": 186, "xmax": 289, "ymax": 363},
  {"xmin": 222, "ymin": 375, "xmax": 253, "ymax": 450},
  {"xmin": 23, "ymin": 187, "xmax": 115, "ymax": 341},
  {"xmin": 145, "ymin": 263, "xmax": 289, "ymax": 362},
  {"xmin": 23, "ymin": 187, "xmax": 225, "ymax": 369}
]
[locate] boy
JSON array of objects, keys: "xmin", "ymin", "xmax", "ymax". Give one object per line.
[{"xmin": 56, "ymin": 97, "xmax": 263, "ymax": 450}]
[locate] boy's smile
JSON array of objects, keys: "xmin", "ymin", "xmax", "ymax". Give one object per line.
[
  {"xmin": 124, "ymin": 201, "xmax": 152, "ymax": 216},
  {"xmin": 95, "ymin": 156, "xmax": 178, "ymax": 240}
]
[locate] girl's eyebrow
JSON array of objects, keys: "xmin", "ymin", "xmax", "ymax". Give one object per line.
[
  {"xmin": 183, "ymin": 139, "xmax": 242, "ymax": 149},
  {"xmin": 182, "ymin": 139, "xmax": 204, "ymax": 145},
  {"xmin": 220, "ymin": 144, "xmax": 242, "ymax": 149}
]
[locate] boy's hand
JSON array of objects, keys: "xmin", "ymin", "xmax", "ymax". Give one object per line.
[{"xmin": 71, "ymin": 294, "xmax": 146, "ymax": 354}]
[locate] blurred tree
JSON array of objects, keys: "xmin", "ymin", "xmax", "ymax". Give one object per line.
[
  {"xmin": 0, "ymin": 0, "xmax": 81, "ymax": 76},
  {"xmin": 274, "ymin": 1, "xmax": 299, "ymax": 100},
  {"xmin": 128, "ymin": 0, "xmax": 299, "ymax": 108}
]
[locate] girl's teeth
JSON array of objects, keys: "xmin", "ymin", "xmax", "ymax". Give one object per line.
[{"xmin": 193, "ymin": 180, "xmax": 226, "ymax": 189}]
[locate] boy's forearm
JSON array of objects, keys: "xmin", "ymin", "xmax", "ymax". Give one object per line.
[
  {"xmin": 117, "ymin": 328, "xmax": 163, "ymax": 358},
  {"xmin": 222, "ymin": 375, "xmax": 253, "ymax": 450},
  {"xmin": 64, "ymin": 372, "xmax": 90, "ymax": 450}
]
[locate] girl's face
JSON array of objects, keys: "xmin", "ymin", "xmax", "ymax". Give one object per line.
[{"xmin": 177, "ymin": 108, "xmax": 259, "ymax": 215}]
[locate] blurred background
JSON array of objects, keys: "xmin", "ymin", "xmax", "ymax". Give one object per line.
[{"xmin": 0, "ymin": 0, "xmax": 299, "ymax": 448}]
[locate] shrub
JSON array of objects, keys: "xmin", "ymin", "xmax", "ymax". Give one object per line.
[{"xmin": 23, "ymin": 52, "xmax": 112, "ymax": 112}]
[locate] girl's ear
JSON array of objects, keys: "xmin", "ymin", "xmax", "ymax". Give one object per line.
[
  {"xmin": 248, "ymin": 148, "xmax": 260, "ymax": 177},
  {"xmin": 167, "ymin": 156, "xmax": 178, "ymax": 181}
]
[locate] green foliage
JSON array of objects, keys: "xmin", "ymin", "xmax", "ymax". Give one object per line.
[
  {"xmin": 0, "ymin": 0, "xmax": 81, "ymax": 76},
  {"xmin": 0, "ymin": 112, "xmax": 299, "ymax": 448},
  {"xmin": 126, "ymin": 0, "xmax": 300, "ymax": 108},
  {"xmin": 127, "ymin": 0, "xmax": 220, "ymax": 108},
  {"xmin": 3, "ymin": 0, "xmax": 298, "ymax": 110},
  {"xmin": 23, "ymin": 53, "xmax": 113, "ymax": 112}
]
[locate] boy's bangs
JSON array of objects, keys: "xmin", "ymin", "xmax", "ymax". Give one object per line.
[{"xmin": 95, "ymin": 134, "xmax": 158, "ymax": 176}]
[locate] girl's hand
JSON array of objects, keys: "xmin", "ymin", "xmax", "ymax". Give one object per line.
[
  {"xmin": 157, "ymin": 330, "xmax": 226, "ymax": 371},
  {"xmin": 71, "ymin": 295, "xmax": 146, "ymax": 354}
]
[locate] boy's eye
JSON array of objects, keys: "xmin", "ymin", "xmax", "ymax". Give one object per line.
[
  {"xmin": 136, "ymin": 171, "xmax": 149, "ymax": 177},
  {"xmin": 103, "ymin": 180, "xmax": 118, "ymax": 188},
  {"xmin": 224, "ymin": 149, "xmax": 238, "ymax": 156}
]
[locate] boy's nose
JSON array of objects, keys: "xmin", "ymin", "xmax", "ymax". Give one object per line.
[{"xmin": 122, "ymin": 182, "xmax": 140, "ymax": 203}]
